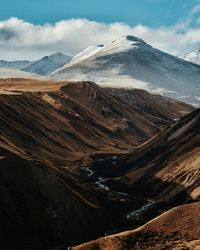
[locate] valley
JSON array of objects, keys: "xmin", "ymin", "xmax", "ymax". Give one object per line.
[
  {"xmin": 1, "ymin": 0, "xmax": 200, "ymax": 248},
  {"xmin": 0, "ymin": 78, "xmax": 198, "ymax": 249}
]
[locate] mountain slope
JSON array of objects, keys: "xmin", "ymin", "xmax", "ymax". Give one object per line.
[
  {"xmin": 0, "ymin": 80, "xmax": 169, "ymax": 163},
  {"xmin": 73, "ymin": 202, "xmax": 200, "ymax": 250},
  {"xmin": 22, "ymin": 52, "xmax": 71, "ymax": 75},
  {"xmin": 73, "ymin": 109, "xmax": 200, "ymax": 250},
  {"xmin": 0, "ymin": 79, "xmax": 194, "ymax": 160},
  {"xmin": 105, "ymin": 88, "xmax": 194, "ymax": 121},
  {"xmin": 0, "ymin": 59, "xmax": 33, "ymax": 70},
  {"xmin": 102, "ymin": 108, "xmax": 200, "ymax": 204},
  {"xmin": 0, "ymin": 79, "xmax": 175, "ymax": 250},
  {"xmin": 0, "ymin": 78, "xmax": 197, "ymax": 249},
  {"xmin": 0, "ymin": 142, "xmax": 117, "ymax": 250},
  {"xmin": 0, "ymin": 52, "xmax": 71, "ymax": 76},
  {"xmin": 181, "ymin": 48, "xmax": 200, "ymax": 65},
  {"xmin": 50, "ymin": 35, "xmax": 200, "ymax": 106}
]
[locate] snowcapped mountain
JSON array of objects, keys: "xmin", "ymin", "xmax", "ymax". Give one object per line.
[
  {"xmin": 0, "ymin": 52, "xmax": 71, "ymax": 76},
  {"xmin": 180, "ymin": 48, "xmax": 200, "ymax": 65},
  {"xmin": 22, "ymin": 52, "xmax": 71, "ymax": 75},
  {"xmin": 50, "ymin": 35, "xmax": 200, "ymax": 106},
  {"xmin": 66, "ymin": 45, "xmax": 104, "ymax": 66},
  {"xmin": 0, "ymin": 67, "xmax": 46, "ymax": 79},
  {"xmin": 0, "ymin": 60, "xmax": 33, "ymax": 70}
]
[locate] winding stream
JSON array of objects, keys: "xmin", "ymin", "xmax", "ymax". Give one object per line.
[
  {"xmin": 126, "ymin": 201, "xmax": 155, "ymax": 220},
  {"xmin": 81, "ymin": 167, "xmax": 155, "ymax": 219}
]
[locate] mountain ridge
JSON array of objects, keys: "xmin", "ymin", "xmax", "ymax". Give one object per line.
[
  {"xmin": 181, "ymin": 48, "xmax": 200, "ymax": 65},
  {"xmin": 0, "ymin": 52, "xmax": 71, "ymax": 76},
  {"xmin": 50, "ymin": 35, "xmax": 200, "ymax": 107},
  {"xmin": 22, "ymin": 52, "xmax": 71, "ymax": 75}
]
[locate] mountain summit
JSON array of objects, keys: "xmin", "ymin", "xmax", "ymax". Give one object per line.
[
  {"xmin": 121, "ymin": 35, "xmax": 146, "ymax": 43},
  {"xmin": 50, "ymin": 35, "xmax": 200, "ymax": 106},
  {"xmin": 22, "ymin": 52, "xmax": 71, "ymax": 75}
]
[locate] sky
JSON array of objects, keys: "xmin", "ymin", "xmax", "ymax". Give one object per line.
[
  {"xmin": 1, "ymin": 0, "xmax": 196, "ymax": 27},
  {"xmin": 0, "ymin": 0, "xmax": 200, "ymax": 60}
]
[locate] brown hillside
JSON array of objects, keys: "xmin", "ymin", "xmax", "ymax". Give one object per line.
[
  {"xmin": 0, "ymin": 78, "xmax": 197, "ymax": 249},
  {"xmin": 0, "ymin": 79, "xmax": 170, "ymax": 166},
  {"xmin": 98, "ymin": 108, "xmax": 200, "ymax": 206},
  {"xmin": 73, "ymin": 202, "xmax": 200, "ymax": 250},
  {"xmin": 105, "ymin": 87, "xmax": 194, "ymax": 121}
]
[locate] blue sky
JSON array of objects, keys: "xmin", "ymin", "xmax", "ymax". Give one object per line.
[
  {"xmin": 0, "ymin": 0, "xmax": 198, "ymax": 27},
  {"xmin": 0, "ymin": 0, "xmax": 200, "ymax": 60}
]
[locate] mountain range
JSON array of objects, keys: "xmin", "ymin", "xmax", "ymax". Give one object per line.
[
  {"xmin": 0, "ymin": 78, "xmax": 196, "ymax": 250},
  {"xmin": 0, "ymin": 52, "xmax": 70, "ymax": 76},
  {"xmin": 1, "ymin": 36, "xmax": 200, "ymax": 106},
  {"xmin": 50, "ymin": 35, "xmax": 200, "ymax": 106},
  {"xmin": 0, "ymin": 35, "xmax": 199, "ymax": 249},
  {"xmin": 22, "ymin": 52, "xmax": 71, "ymax": 75},
  {"xmin": 0, "ymin": 59, "xmax": 33, "ymax": 70}
]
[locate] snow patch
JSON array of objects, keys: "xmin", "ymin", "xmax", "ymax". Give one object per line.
[{"xmin": 181, "ymin": 48, "xmax": 200, "ymax": 65}]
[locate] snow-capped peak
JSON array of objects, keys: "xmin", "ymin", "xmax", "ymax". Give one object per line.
[
  {"xmin": 100, "ymin": 35, "xmax": 147, "ymax": 55},
  {"xmin": 181, "ymin": 48, "xmax": 200, "ymax": 65},
  {"xmin": 64, "ymin": 45, "xmax": 104, "ymax": 67},
  {"xmin": 47, "ymin": 52, "xmax": 69, "ymax": 61},
  {"xmin": 50, "ymin": 35, "xmax": 200, "ymax": 107},
  {"xmin": 52, "ymin": 35, "xmax": 147, "ymax": 73}
]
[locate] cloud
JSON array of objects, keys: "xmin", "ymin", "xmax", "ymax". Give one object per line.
[
  {"xmin": 191, "ymin": 2, "xmax": 200, "ymax": 14},
  {"xmin": 0, "ymin": 16, "xmax": 200, "ymax": 60}
]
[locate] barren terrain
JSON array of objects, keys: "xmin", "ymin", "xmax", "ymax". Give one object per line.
[{"xmin": 0, "ymin": 78, "xmax": 198, "ymax": 250}]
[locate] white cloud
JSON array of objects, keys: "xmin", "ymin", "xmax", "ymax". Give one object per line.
[{"xmin": 0, "ymin": 16, "xmax": 200, "ymax": 60}]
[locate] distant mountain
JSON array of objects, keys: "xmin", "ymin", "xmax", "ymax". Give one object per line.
[
  {"xmin": 50, "ymin": 35, "xmax": 200, "ymax": 106},
  {"xmin": 180, "ymin": 48, "xmax": 200, "ymax": 65},
  {"xmin": 22, "ymin": 52, "xmax": 71, "ymax": 75},
  {"xmin": 0, "ymin": 52, "xmax": 71, "ymax": 76},
  {"xmin": 0, "ymin": 60, "xmax": 33, "ymax": 70}
]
